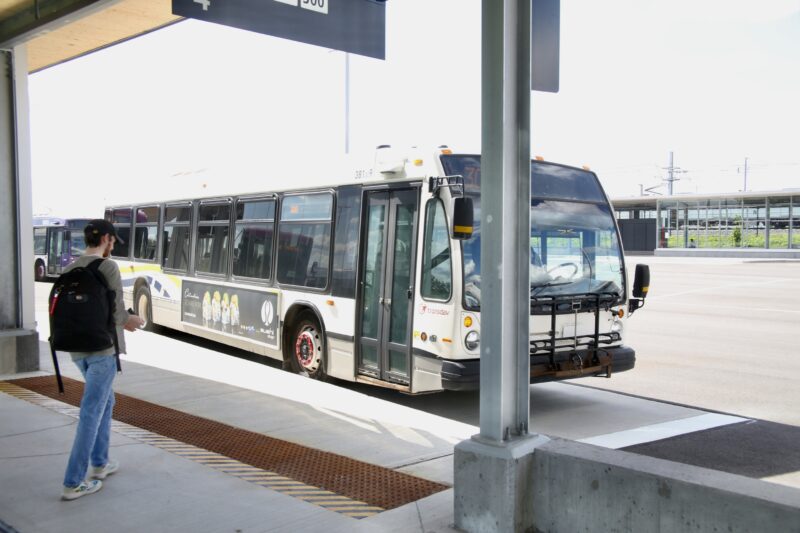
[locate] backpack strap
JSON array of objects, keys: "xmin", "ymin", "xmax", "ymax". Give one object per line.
[
  {"xmin": 86, "ymin": 258, "xmax": 123, "ymax": 372},
  {"xmin": 49, "ymin": 339, "xmax": 65, "ymax": 394},
  {"xmin": 85, "ymin": 258, "xmax": 110, "ymax": 289}
]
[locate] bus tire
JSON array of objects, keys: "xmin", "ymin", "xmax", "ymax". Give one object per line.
[
  {"xmin": 288, "ymin": 313, "xmax": 327, "ymax": 381},
  {"xmin": 34, "ymin": 260, "xmax": 46, "ymax": 282},
  {"xmin": 134, "ymin": 285, "xmax": 154, "ymax": 332}
]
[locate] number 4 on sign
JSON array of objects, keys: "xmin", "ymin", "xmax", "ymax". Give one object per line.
[{"xmin": 193, "ymin": 0, "xmax": 210, "ymax": 11}]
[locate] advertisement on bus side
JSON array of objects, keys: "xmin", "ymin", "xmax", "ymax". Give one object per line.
[{"xmin": 181, "ymin": 280, "xmax": 279, "ymax": 348}]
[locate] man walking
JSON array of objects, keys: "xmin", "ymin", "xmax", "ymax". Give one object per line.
[{"xmin": 61, "ymin": 219, "xmax": 144, "ymax": 501}]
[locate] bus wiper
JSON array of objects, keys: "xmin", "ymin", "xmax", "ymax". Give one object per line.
[{"xmin": 530, "ymin": 280, "xmax": 572, "ymax": 297}]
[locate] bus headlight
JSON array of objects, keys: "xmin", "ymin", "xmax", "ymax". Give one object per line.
[{"xmin": 465, "ymin": 331, "xmax": 480, "ymax": 351}]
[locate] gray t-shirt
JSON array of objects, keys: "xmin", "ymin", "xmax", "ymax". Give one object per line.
[{"xmin": 61, "ymin": 254, "xmax": 128, "ymax": 360}]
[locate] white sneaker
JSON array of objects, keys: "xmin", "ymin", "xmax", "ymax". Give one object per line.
[
  {"xmin": 91, "ymin": 459, "xmax": 119, "ymax": 480},
  {"xmin": 62, "ymin": 479, "xmax": 102, "ymax": 501}
]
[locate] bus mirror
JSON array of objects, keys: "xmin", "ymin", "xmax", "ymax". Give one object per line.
[
  {"xmin": 451, "ymin": 197, "xmax": 474, "ymax": 240},
  {"xmin": 632, "ymin": 264, "xmax": 650, "ymax": 299}
]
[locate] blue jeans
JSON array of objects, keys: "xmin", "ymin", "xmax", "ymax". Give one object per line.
[{"xmin": 63, "ymin": 355, "xmax": 117, "ymax": 488}]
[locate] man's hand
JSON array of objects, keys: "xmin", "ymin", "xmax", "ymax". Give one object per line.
[{"xmin": 124, "ymin": 315, "xmax": 146, "ymax": 332}]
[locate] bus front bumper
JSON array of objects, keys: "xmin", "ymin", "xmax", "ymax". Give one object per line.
[{"xmin": 440, "ymin": 345, "xmax": 636, "ymax": 392}]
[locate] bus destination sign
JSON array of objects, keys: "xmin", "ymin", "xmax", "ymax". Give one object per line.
[{"xmin": 172, "ymin": 0, "xmax": 386, "ymax": 60}]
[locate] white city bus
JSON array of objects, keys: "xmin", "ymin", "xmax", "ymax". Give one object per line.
[
  {"xmin": 33, "ymin": 216, "xmax": 92, "ymax": 281},
  {"xmin": 106, "ymin": 146, "xmax": 649, "ymax": 394}
]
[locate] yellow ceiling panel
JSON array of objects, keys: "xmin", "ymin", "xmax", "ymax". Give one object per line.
[{"xmin": 1, "ymin": 0, "xmax": 180, "ymax": 73}]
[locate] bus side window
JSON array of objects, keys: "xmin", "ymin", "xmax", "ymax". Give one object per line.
[
  {"xmin": 163, "ymin": 204, "xmax": 192, "ymax": 272},
  {"xmin": 162, "ymin": 230, "xmax": 169, "ymax": 266},
  {"xmin": 233, "ymin": 199, "xmax": 275, "ymax": 281},
  {"xmin": 34, "ymin": 227, "xmax": 47, "ymax": 255},
  {"xmin": 331, "ymin": 186, "xmax": 361, "ymax": 298},
  {"xmin": 111, "ymin": 207, "xmax": 132, "ymax": 259},
  {"xmin": 277, "ymin": 193, "xmax": 332, "ymax": 289}
]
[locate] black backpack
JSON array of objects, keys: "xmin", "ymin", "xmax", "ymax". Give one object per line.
[{"xmin": 48, "ymin": 258, "xmax": 120, "ymax": 392}]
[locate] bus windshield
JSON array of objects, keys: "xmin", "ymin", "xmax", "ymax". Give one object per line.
[{"xmin": 441, "ymin": 155, "xmax": 625, "ymax": 310}]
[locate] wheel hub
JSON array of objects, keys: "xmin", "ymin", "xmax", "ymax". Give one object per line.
[{"xmin": 294, "ymin": 329, "xmax": 320, "ymax": 372}]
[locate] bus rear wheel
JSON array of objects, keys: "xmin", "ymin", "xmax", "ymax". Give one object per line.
[
  {"xmin": 289, "ymin": 315, "xmax": 327, "ymax": 380},
  {"xmin": 134, "ymin": 285, "xmax": 154, "ymax": 332}
]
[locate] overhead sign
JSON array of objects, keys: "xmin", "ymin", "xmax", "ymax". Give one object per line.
[
  {"xmin": 172, "ymin": 0, "xmax": 386, "ymax": 59},
  {"xmin": 531, "ymin": 0, "xmax": 560, "ymax": 93}
]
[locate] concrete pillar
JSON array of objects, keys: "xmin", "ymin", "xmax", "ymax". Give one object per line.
[
  {"xmin": 0, "ymin": 45, "xmax": 38, "ymax": 374},
  {"xmin": 455, "ymin": 435, "xmax": 550, "ymax": 532}
]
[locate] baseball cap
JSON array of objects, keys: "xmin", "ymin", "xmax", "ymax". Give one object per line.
[{"xmin": 84, "ymin": 219, "xmax": 125, "ymax": 244}]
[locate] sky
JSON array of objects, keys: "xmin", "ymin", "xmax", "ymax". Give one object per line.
[{"xmin": 28, "ymin": 0, "xmax": 800, "ymax": 218}]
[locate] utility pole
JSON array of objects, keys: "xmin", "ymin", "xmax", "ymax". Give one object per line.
[
  {"xmin": 663, "ymin": 151, "xmax": 686, "ymax": 195},
  {"xmin": 743, "ymin": 157, "xmax": 748, "ymax": 192},
  {"xmin": 668, "ymin": 151, "xmax": 674, "ymax": 195}
]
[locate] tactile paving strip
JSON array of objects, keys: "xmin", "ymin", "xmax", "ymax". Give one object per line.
[
  {"xmin": 0, "ymin": 381, "xmax": 383, "ymax": 518},
  {"xmin": 5, "ymin": 376, "xmax": 449, "ymax": 514}
]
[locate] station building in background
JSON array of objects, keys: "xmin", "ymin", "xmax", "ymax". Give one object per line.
[{"xmin": 611, "ymin": 190, "xmax": 800, "ymax": 254}]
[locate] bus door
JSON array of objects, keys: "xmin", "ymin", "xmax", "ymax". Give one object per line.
[
  {"xmin": 358, "ymin": 188, "xmax": 419, "ymax": 385},
  {"xmin": 47, "ymin": 228, "xmax": 67, "ymax": 276}
]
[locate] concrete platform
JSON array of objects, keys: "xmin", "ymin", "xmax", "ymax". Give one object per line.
[
  {"xmin": 0, "ymin": 342, "xmax": 462, "ymax": 533},
  {"xmin": 2, "ymin": 326, "xmax": 795, "ymax": 532},
  {"xmin": 655, "ymin": 247, "xmax": 800, "ymax": 259}
]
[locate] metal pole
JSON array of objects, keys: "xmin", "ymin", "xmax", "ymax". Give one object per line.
[
  {"xmin": 789, "ymin": 196, "xmax": 794, "ymax": 249},
  {"xmin": 683, "ymin": 206, "xmax": 689, "ymax": 247},
  {"xmin": 743, "ymin": 157, "xmax": 748, "ymax": 192},
  {"xmin": 668, "ymin": 151, "xmax": 674, "ymax": 196},
  {"xmin": 656, "ymin": 201, "xmax": 661, "ymax": 248},
  {"xmin": 344, "ymin": 52, "xmax": 350, "ymax": 154},
  {"xmin": 479, "ymin": 0, "xmax": 531, "ymax": 442}
]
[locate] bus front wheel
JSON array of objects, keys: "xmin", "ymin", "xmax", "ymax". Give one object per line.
[
  {"xmin": 134, "ymin": 285, "xmax": 154, "ymax": 332},
  {"xmin": 34, "ymin": 260, "xmax": 46, "ymax": 282},
  {"xmin": 289, "ymin": 314, "xmax": 327, "ymax": 381}
]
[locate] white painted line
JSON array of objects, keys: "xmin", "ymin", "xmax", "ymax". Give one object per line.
[{"xmin": 578, "ymin": 413, "xmax": 748, "ymax": 449}]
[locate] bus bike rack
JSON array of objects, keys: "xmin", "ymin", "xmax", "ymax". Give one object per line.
[{"xmin": 528, "ymin": 291, "xmax": 622, "ymax": 380}]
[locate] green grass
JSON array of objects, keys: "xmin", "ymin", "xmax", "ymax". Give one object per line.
[{"xmin": 665, "ymin": 231, "xmax": 800, "ymax": 248}]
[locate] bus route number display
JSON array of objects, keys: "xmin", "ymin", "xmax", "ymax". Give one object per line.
[
  {"xmin": 274, "ymin": 0, "xmax": 328, "ymax": 15},
  {"xmin": 194, "ymin": 0, "xmax": 328, "ymax": 14}
]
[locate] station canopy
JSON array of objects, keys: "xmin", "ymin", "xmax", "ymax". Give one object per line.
[
  {"xmin": 0, "ymin": 0, "xmax": 181, "ymax": 72},
  {"xmin": 1, "ymin": 0, "xmax": 385, "ymax": 72}
]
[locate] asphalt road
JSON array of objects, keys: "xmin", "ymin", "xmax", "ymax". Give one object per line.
[
  {"xmin": 573, "ymin": 257, "xmax": 800, "ymax": 427},
  {"xmin": 34, "ymin": 257, "xmax": 800, "ymax": 427}
]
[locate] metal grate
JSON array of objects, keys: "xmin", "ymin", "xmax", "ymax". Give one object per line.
[{"xmin": 10, "ymin": 376, "xmax": 448, "ymax": 510}]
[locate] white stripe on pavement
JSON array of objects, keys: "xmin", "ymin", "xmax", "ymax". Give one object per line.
[{"xmin": 578, "ymin": 413, "xmax": 748, "ymax": 449}]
